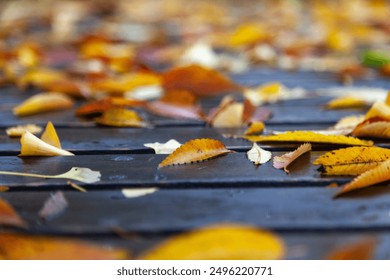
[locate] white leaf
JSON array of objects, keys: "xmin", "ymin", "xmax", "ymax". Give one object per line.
[
  {"xmin": 144, "ymin": 139, "xmax": 182, "ymax": 154},
  {"xmin": 247, "ymin": 143, "xmax": 272, "ymax": 165},
  {"xmin": 121, "ymin": 188, "xmax": 158, "ymax": 198}
]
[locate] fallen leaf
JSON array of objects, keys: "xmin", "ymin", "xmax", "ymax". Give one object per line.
[
  {"xmin": 327, "ymin": 238, "xmax": 376, "ymax": 260},
  {"xmin": 180, "ymin": 42, "xmax": 219, "ymax": 69},
  {"xmin": 211, "ymin": 101, "xmax": 243, "ymax": 128},
  {"xmin": 0, "ymin": 186, "xmax": 10, "ymax": 192},
  {"xmin": 121, "ymin": 188, "xmax": 158, "ymax": 198},
  {"xmin": 326, "ymin": 96, "xmax": 369, "ymax": 109},
  {"xmin": 245, "ymin": 131, "xmax": 373, "ymax": 146},
  {"xmin": 273, "ymin": 143, "xmax": 311, "ymax": 173},
  {"xmin": 353, "ymin": 118, "xmax": 390, "ymax": 139},
  {"xmin": 159, "ymin": 138, "xmax": 232, "ymax": 168},
  {"xmin": 18, "ymin": 68, "xmax": 66, "ymax": 89},
  {"xmin": 333, "ymin": 115, "xmax": 365, "ymax": 130},
  {"xmin": 19, "ymin": 131, "xmax": 74, "ymax": 156},
  {"xmin": 335, "ymin": 158, "xmax": 390, "ymax": 197},
  {"xmin": 13, "ymin": 92, "xmax": 74, "ymax": 117},
  {"xmin": 41, "ymin": 121, "xmax": 61, "ymax": 149},
  {"xmin": 246, "ymin": 143, "xmax": 272, "ymax": 165},
  {"xmin": 141, "ymin": 224, "xmax": 285, "ymax": 260},
  {"xmin": 76, "ymin": 98, "xmax": 146, "ymax": 118},
  {"xmin": 365, "ymin": 101, "xmax": 390, "ymax": 121},
  {"xmin": 144, "ymin": 139, "xmax": 182, "ymax": 154},
  {"xmin": 6, "ymin": 124, "xmax": 42, "ymax": 137},
  {"xmin": 0, "ymin": 167, "xmax": 101, "ymax": 184},
  {"xmin": 0, "ymin": 198, "xmax": 27, "ymax": 229},
  {"xmin": 39, "ymin": 191, "xmax": 68, "ymax": 220},
  {"xmin": 230, "ymin": 23, "xmax": 267, "ymax": 47},
  {"xmin": 96, "ymin": 108, "xmax": 147, "ymax": 127},
  {"xmin": 314, "ymin": 146, "xmax": 390, "ymax": 176},
  {"xmin": 0, "ymin": 233, "xmax": 129, "ymax": 260},
  {"xmin": 162, "ymin": 65, "xmax": 240, "ymax": 97},
  {"xmin": 245, "ymin": 121, "xmax": 265, "ymax": 135}
]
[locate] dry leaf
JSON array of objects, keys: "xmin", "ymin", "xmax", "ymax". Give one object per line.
[
  {"xmin": 245, "ymin": 131, "xmax": 373, "ymax": 146},
  {"xmin": 13, "ymin": 92, "xmax": 74, "ymax": 117},
  {"xmin": 211, "ymin": 102, "xmax": 243, "ymax": 128},
  {"xmin": 335, "ymin": 158, "xmax": 390, "ymax": 197},
  {"xmin": 121, "ymin": 188, "xmax": 158, "ymax": 198},
  {"xmin": 0, "ymin": 186, "xmax": 10, "ymax": 192},
  {"xmin": 327, "ymin": 238, "xmax": 376, "ymax": 260},
  {"xmin": 6, "ymin": 124, "xmax": 42, "ymax": 137},
  {"xmin": 273, "ymin": 143, "xmax": 311, "ymax": 173},
  {"xmin": 326, "ymin": 96, "xmax": 368, "ymax": 109},
  {"xmin": 365, "ymin": 101, "xmax": 390, "ymax": 121},
  {"xmin": 144, "ymin": 139, "xmax": 182, "ymax": 154},
  {"xmin": 162, "ymin": 65, "xmax": 239, "ymax": 97},
  {"xmin": 0, "ymin": 167, "xmax": 101, "ymax": 184},
  {"xmin": 245, "ymin": 121, "xmax": 265, "ymax": 135},
  {"xmin": 0, "ymin": 233, "xmax": 129, "ymax": 260},
  {"xmin": 230, "ymin": 23, "xmax": 267, "ymax": 47},
  {"xmin": 159, "ymin": 138, "xmax": 232, "ymax": 168},
  {"xmin": 39, "ymin": 191, "xmax": 68, "ymax": 220},
  {"xmin": 18, "ymin": 68, "xmax": 66, "ymax": 89},
  {"xmin": 247, "ymin": 143, "xmax": 272, "ymax": 165},
  {"xmin": 147, "ymin": 101, "xmax": 205, "ymax": 121},
  {"xmin": 19, "ymin": 131, "xmax": 74, "ymax": 156},
  {"xmin": 333, "ymin": 115, "xmax": 365, "ymax": 130},
  {"xmin": 141, "ymin": 224, "xmax": 285, "ymax": 260},
  {"xmin": 314, "ymin": 146, "xmax": 390, "ymax": 176},
  {"xmin": 0, "ymin": 198, "xmax": 27, "ymax": 229},
  {"xmin": 41, "ymin": 121, "xmax": 61, "ymax": 148},
  {"xmin": 353, "ymin": 118, "xmax": 390, "ymax": 139},
  {"xmin": 96, "ymin": 108, "xmax": 147, "ymax": 127}
]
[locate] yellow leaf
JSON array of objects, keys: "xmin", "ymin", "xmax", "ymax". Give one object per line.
[
  {"xmin": 246, "ymin": 143, "xmax": 272, "ymax": 165},
  {"xmin": 159, "ymin": 138, "xmax": 232, "ymax": 168},
  {"xmin": 335, "ymin": 158, "xmax": 390, "ymax": 197},
  {"xmin": 244, "ymin": 82, "xmax": 285, "ymax": 106},
  {"xmin": 6, "ymin": 124, "xmax": 42, "ymax": 137},
  {"xmin": 385, "ymin": 91, "xmax": 390, "ymax": 106},
  {"xmin": 353, "ymin": 120, "xmax": 390, "ymax": 139},
  {"xmin": 141, "ymin": 224, "xmax": 285, "ymax": 260},
  {"xmin": 333, "ymin": 115, "xmax": 365, "ymax": 130},
  {"xmin": 18, "ymin": 68, "xmax": 66, "ymax": 89},
  {"xmin": 96, "ymin": 108, "xmax": 147, "ymax": 127},
  {"xmin": 314, "ymin": 146, "xmax": 390, "ymax": 176},
  {"xmin": 13, "ymin": 92, "xmax": 74, "ymax": 117},
  {"xmin": 19, "ymin": 131, "xmax": 74, "ymax": 156},
  {"xmin": 0, "ymin": 198, "xmax": 27, "ymax": 229},
  {"xmin": 41, "ymin": 122, "xmax": 61, "ymax": 149},
  {"xmin": 245, "ymin": 131, "xmax": 373, "ymax": 146},
  {"xmin": 211, "ymin": 102, "xmax": 243, "ymax": 128},
  {"xmin": 0, "ymin": 233, "xmax": 129, "ymax": 260},
  {"xmin": 230, "ymin": 23, "xmax": 267, "ymax": 47},
  {"xmin": 365, "ymin": 101, "xmax": 390, "ymax": 121},
  {"xmin": 273, "ymin": 143, "xmax": 311, "ymax": 173},
  {"xmin": 326, "ymin": 96, "xmax": 368, "ymax": 109},
  {"xmin": 245, "ymin": 121, "xmax": 265, "ymax": 135}
]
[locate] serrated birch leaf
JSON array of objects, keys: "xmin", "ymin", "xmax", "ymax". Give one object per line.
[
  {"xmin": 159, "ymin": 138, "xmax": 232, "ymax": 168},
  {"xmin": 39, "ymin": 191, "xmax": 68, "ymax": 220},
  {"xmin": 335, "ymin": 158, "xmax": 390, "ymax": 197},
  {"xmin": 13, "ymin": 92, "xmax": 74, "ymax": 117},
  {"xmin": 245, "ymin": 131, "xmax": 373, "ymax": 146},
  {"xmin": 141, "ymin": 224, "xmax": 285, "ymax": 260},
  {"xmin": 273, "ymin": 143, "xmax": 311, "ymax": 173},
  {"xmin": 19, "ymin": 131, "xmax": 74, "ymax": 156},
  {"xmin": 41, "ymin": 122, "xmax": 61, "ymax": 149},
  {"xmin": 96, "ymin": 108, "xmax": 147, "ymax": 127},
  {"xmin": 353, "ymin": 119, "xmax": 390, "ymax": 139},
  {"xmin": 314, "ymin": 146, "xmax": 390, "ymax": 176},
  {"xmin": 0, "ymin": 198, "xmax": 27, "ymax": 229},
  {"xmin": 0, "ymin": 233, "xmax": 129, "ymax": 260},
  {"xmin": 247, "ymin": 143, "xmax": 271, "ymax": 165},
  {"xmin": 6, "ymin": 124, "xmax": 42, "ymax": 137},
  {"xmin": 144, "ymin": 139, "xmax": 181, "ymax": 154},
  {"xmin": 121, "ymin": 188, "xmax": 158, "ymax": 198},
  {"xmin": 326, "ymin": 96, "xmax": 368, "ymax": 109},
  {"xmin": 245, "ymin": 121, "xmax": 265, "ymax": 135},
  {"xmin": 0, "ymin": 167, "xmax": 100, "ymax": 184}
]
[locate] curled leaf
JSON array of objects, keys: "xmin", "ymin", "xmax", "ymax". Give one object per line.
[
  {"xmin": 159, "ymin": 138, "xmax": 232, "ymax": 168},
  {"xmin": 0, "ymin": 198, "xmax": 27, "ymax": 229},
  {"xmin": 6, "ymin": 124, "xmax": 42, "ymax": 137},
  {"xmin": 247, "ymin": 143, "xmax": 272, "ymax": 165},
  {"xmin": 20, "ymin": 131, "xmax": 74, "ymax": 156},
  {"xmin": 335, "ymin": 158, "xmax": 390, "ymax": 197},
  {"xmin": 353, "ymin": 119, "xmax": 390, "ymax": 139},
  {"xmin": 13, "ymin": 92, "xmax": 74, "ymax": 117},
  {"xmin": 39, "ymin": 191, "xmax": 68, "ymax": 220},
  {"xmin": 141, "ymin": 224, "xmax": 285, "ymax": 260},
  {"xmin": 245, "ymin": 131, "xmax": 373, "ymax": 146},
  {"xmin": 41, "ymin": 121, "xmax": 61, "ymax": 149},
  {"xmin": 314, "ymin": 146, "xmax": 390, "ymax": 176},
  {"xmin": 144, "ymin": 139, "xmax": 182, "ymax": 154},
  {"xmin": 96, "ymin": 108, "xmax": 147, "ymax": 127},
  {"xmin": 273, "ymin": 143, "xmax": 311, "ymax": 173},
  {"xmin": 211, "ymin": 102, "xmax": 243, "ymax": 128}
]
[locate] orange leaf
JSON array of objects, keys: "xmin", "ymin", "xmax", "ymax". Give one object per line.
[
  {"xmin": 76, "ymin": 98, "xmax": 145, "ymax": 118},
  {"xmin": 160, "ymin": 89, "xmax": 198, "ymax": 107},
  {"xmin": 141, "ymin": 224, "xmax": 285, "ymax": 260},
  {"xmin": 0, "ymin": 198, "xmax": 27, "ymax": 229},
  {"xmin": 0, "ymin": 233, "xmax": 129, "ymax": 260},
  {"xmin": 159, "ymin": 138, "xmax": 232, "ymax": 168},
  {"xmin": 162, "ymin": 65, "xmax": 240, "ymax": 97},
  {"xmin": 96, "ymin": 108, "xmax": 147, "ymax": 127},
  {"xmin": 327, "ymin": 238, "xmax": 376, "ymax": 260},
  {"xmin": 13, "ymin": 92, "xmax": 74, "ymax": 117}
]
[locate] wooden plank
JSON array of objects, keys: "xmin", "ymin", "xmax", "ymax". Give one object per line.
[
  {"xmin": 0, "ymin": 153, "xmax": 353, "ymax": 189},
  {"xmin": 1, "ymin": 186, "xmax": 390, "ymax": 234}
]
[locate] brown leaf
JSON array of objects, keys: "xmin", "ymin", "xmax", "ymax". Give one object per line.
[
  {"xmin": 0, "ymin": 233, "xmax": 129, "ymax": 260},
  {"xmin": 353, "ymin": 118, "xmax": 390, "ymax": 139},
  {"xmin": 327, "ymin": 238, "xmax": 376, "ymax": 260},
  {"xmin": 39, "ymin": 191, "xmax": 69, "ymax": 221},
  {"xmin": 159, "ymin": 138, "xmax": 232, "ymax": 168},
  {"xmin": 96, "ymin": 108, "xmax": 147, "ymax": 127},
  {"xmin": 0, "ymin": 198, "xmax": 27, "ymax": 229},
  {"xmin": 162, "ymin": 65, "xmax": 240, "ymax": 97},
  {"xmin": 273, "ymin": 143, "xmax": 311, "ymax": 173}
]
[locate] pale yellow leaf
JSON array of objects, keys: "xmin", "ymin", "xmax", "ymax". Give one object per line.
[
  {"xmin": 41, "ymin": 121, "xmax": 61, "ymax": 149},
  {"xmin": 19, "ymin": 131, "xmax": 74, "ymax": 156},
  {"xmin": 326, "ymin": 96, "xmax": 368, "ymax": 109},
  {"xmin": 246, "ymin": 143, "xmax": 272, "ymax": 165},
  {"xmin": 353, "ymin": 121, "xmax": 390, "ymax": 139},
  {"xmin": 144, "ymin": 139, "xmax": 181, "ymax": 154},
  {"xmin": 121, "ymin": 188, "xmax": 158, "ymax": 198},
  {"xmin": 365, "ymin": 101, "xmax": 390, "ymax": 121},
  {"xmin": 6, "ymin": 124, "xmax": 42, "ymax": 137}
]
